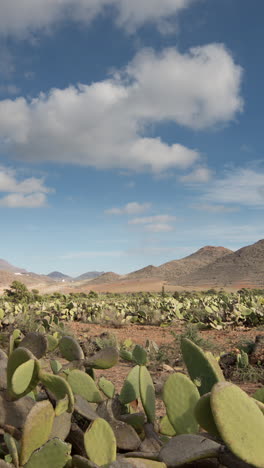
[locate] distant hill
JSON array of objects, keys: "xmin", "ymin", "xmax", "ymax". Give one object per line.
[
  {"xmin": 0, "ymin": 259, "xmax": 26, "ymax": 273},
  {"xmin": 126, "ymin": 246, "xmax": 233, "ymax": 282},
  {"xmin": 47, "ymin": 271, "xmax": 72, "ymax": 281},
  {"xmin": 88, "ymin": 272, "xmax": 121, "ymax": 284},
  {"xmin": 177, "ymin": 239, "xmax": 264, "ymax": 288},
  {"xmin": 74, "ymin": 271, "xmax": 105, "ymax": 282}
]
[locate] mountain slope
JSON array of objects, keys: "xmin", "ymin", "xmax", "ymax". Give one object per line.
[
  {"xmin": 0, "ymin": 259, "xmax": 26, "ymax": 273},
  {"xmin": 47, "ymin": 271, "xmax": 72, "ymax": 281},
  {"xmin": 177, "ymin": 240, "xmax": 264, "ymax": 288},
  {"xmin": 74, "ymin": 271, "xmax": 105, "ymax": 281},
  {"xmin": 126, "ymin": 246, "xmax": 233, "ymax": 282}
]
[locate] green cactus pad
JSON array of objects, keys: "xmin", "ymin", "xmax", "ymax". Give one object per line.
[
  {"xmin": 68, "ymin": 369, "xmax": 102, "ymax": 403},
  {"xmin": 98, "ymin": 376, "xmax": 115, "ymax": 398},
  {"xmin": 9, "ymin": 329, "xmax": 22, "ymax": 356},
  {"xmin": 211, "ymin": 382, "xmax": 264, "ymax": 467},
  {"xmin": 159, "ymin": 434, "xmax": 220, "ymax": 466},
  {"xmin": 252, "ymin": 387, "xmax": 264, "ymax": 403},
  {"xmin": 181, "ymin": 338, "xmax": 225, "ymax": 395},
  {"xmin": 39, "ymin": 371, "xmax": 74, "ymax": 413},
  {"xmin": 119, "ymin": 365, "xmax": 140, "ymax": 405},
  {"xmin": 119, "ymin": 413, "xmax": 145, "ymax": 433},
  {"xmin": 74, "ymin": 395, "xmax": 98, "ymax": 421},
  {"xmin": 132, "ymin": 345, "xmax": 147, "ymax": 366},
  {"xmin": 47, "ymin": 335, "xmax": 59, "ymax": 352},
  {"xmin": 11, "ymin": 358, "xmax": 40, "ymax": 398},
  {"xmin": 85, "ymin": 347, "xmax": 118, "ymax": 369},
  {"xmin": 84, "ymin": 418, "xmax": 116, "ymax": 466},
  {"xmin": 163, "ymin": 373, "xmax": 199, "ymax": 434},
  {"xmin": 139, "ymin": 366, "xmax": 155, "ymax": 424},
  {"xmin": 49, "ymin": 411, "xmax": 72, "ymax": 441},
  {"xmin": 194, "ymin": 393, "xmax": 220, "ymax": 437},
  {"xmin": 4, "ymin": 433, "xmax": 19, "ymax": 468},
  {"xmin": 18, "ymin": 332, "xmax": 47, "ymax": 359},
  {"xmin": 24, "ymin": 438, "xmax": 71, "ymax": 468},
  {"xmin": 159, "ymin": 414, "xmax": 176, "ymax": 436},
  {"xmin": 20, "ymin": 400, "xmax": 55, "ymax": 465},
  {"xmin": 59, "ymin": 336, "xmax": 84, "ymax": 361},
  {"xmin": 119, "ymin": 349, "xmax": 133, "ymax": 362},
  {"xmin": 7, "ymin": 347, "xmax": 35, "ymax": 397},
  {"xmin": 254, "ymin": 399, "xmax": 264, "ymax": 415},
  {"xmin": 50, "ymin": 359, "xmax": 62, "ymax": 374}
]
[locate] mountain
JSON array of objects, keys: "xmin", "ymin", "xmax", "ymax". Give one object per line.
[
  {"xmin": 177, "ymin": 239, "xmax": 264, "ymax": 288},
  {"xmin": 125, "ymin": 246, "xmax": 233, "ymax": 282},
  {"xmin": 0, "ymin": 259, "xmax": 26, "ymax": 273},
  {"xmin": 87, "ymin": 272, "xmax": 121, "ymax": 284},
  {"xmin": 74, "ymin": 271, "xmax": 105, "ymax": 281},
  {"xmin": 47, "ymin": 271, "xmax": 72, "ymax": 281}
]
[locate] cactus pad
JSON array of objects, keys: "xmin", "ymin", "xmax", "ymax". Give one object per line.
[
  {"xmin": 132, "ymin": 345, "xmax": 147, "ymax": 366},
  {"xmin": 139, "ymin": 365, "xmax": 155, "ymax": 424},
  {"xmin": 39, "ymin": 371, "xmax": 74, "ymax": 413},
  {"xmin": 24, "ymin": 438, "xmax": 71, "ymax": 468},
  {"xmin": 85, "ymin": 347, "xmax": 118, "ymax": 369},
  {"xmin": 159, "ymin": 415, "xmax": 176, "ymax": 436},
  {"xmin": 252, "ymin": 387, "xmax": 264, "ymax": 403},
  {"xmin": 7, "ymin": 347, "xmax": 35, "ymax": 397},
  {"xmin": 20, "ymin": 400, "xmax": 55, "ymax": 465},
  {"xmin": 84, "ymin": 418, "xmax": 116, "ymax": 466},
  {"xmin": 11, "ymin": 358, "xmax": 39, "ymax": 398},
  {"xmin": 159, "ymin": 434, "xmax": 220, "ymax": 466},
  {"xmin": 98, "ymin": 376, "xmax": 115, "ymax": 398},
  {"xmin": 194, "ymin": 393, "xmax": 220, "ymax": 437},
  {"xmin": 67, "ymin": 369, "xmax": 102, "ymax": 403},
  {"xmin": 119, "ymin": 365, "xmax": 140, "ymax": 405},
  {"xmin": 163, "ymin": 373, "xmax": 199, "ymax": 434},
  {"xmin": 211, "ymin": 382, "xmax": 264, "ymax": 467},
  {"xmin": 4, "ymin": 433, "xmax": 19, "ymax": 468},
  {"xmin": 59, "ymin": 336, "xmax": 84, "ymax": 361},
  {"xmin": 181, "ymin": 338, "xmax": 224, "ymax": 395},
  {"xmin": 18, "ymin": 332, "xmax": 47, "ymax": 359}
]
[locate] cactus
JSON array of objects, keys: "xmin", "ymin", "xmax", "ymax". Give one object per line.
[
  {"xmin": 11, "ymin": 358, "xmax": 40, "ymax": 398},
  {"xmin": 18, "ymin": 332, "xmax": 48, "ymax": 359},
  {"xmin": 39, "ymin": 371, "xmax": 74, "ymax": 413},
  {"xmin": 139, "ymin": 366, "xmax": 155, "ymax": 424},
  {"xmin": 4, "ymin": 433, "xmax": 19, "ymax": 468},
  {"xmin": 84, "ymin": 418, "xmax": 116, "ymax": 466},
  {"xmin": 24, "ymin": 438, "xmax": 71, "ymax": 468},
  {"xmin": 47, "ymin": 335, "xmax": 59, "ymax": 352},
  {"xmin": 7, "ymin": 347, "xmax": 34, "ymax": 396},
  {"xmin": 158, "ymin": 434, "xmax": 221, "ymax": 466},
  {"xmin": 132, "ymin": 345, "xmax": 147, "ymax": 366},
  {"xmin": 181, "ymin": 338, "xmax": 225, "ymax": 395},
  {"xmin": 20, "ymin": 400, "xmax": 55, "ymax": 465},
  {"xmin": 163, "ymin": 373, "xmax": 199, "ymax": 434},
  {"xmin": 85, "ymin": 347, "xmax": 118, "ymax": 369},
  {"xmin": 159, "ymin": 415, "xmax": 176, "ymax": 436},
  {"xmin": 119, "ymin": 365, "xmax": 140, "ymax": 405},
  {"xmin": 252, "ymin": 387, "xmax": 264, "ymax": 403},
  {"xmin": 50, "ymin": 359, "xmax": 62, "ymax": 375},
  {"xmin": 211, "ymin": 382, "xmax": 264, "ymax": 467},
  {"xmin": 49, "ymin": 411, "xmax": 72, "ymax": 441},
  {"xmin": 98, "ymin": 376, "xmax": 115, "ymax": 398},
  {"xmin": 67, "ymin": 369, "xmax": 103, "ymax": 403},
  {"xmin": 194, "ymin": 393, "xmax": 220, "ymax": 437},
  {"xmin": 237, "ymin": 350, "xmax": 249, "ymax": 368},
  {"xmin": 9, "ymin": 329, "xmax": 22, "ymax": 356},
  {"xmin": 59, "ymin": 336, "xmax": 84, "ymax": 361}
]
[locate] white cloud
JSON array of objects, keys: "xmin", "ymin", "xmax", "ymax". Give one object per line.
[
  {"xmin": 105, "ymin": 202, "xmax": 151, "ymax": 215},
  {"xmin": 203, "ymin": 168, "xmax": 264, "ymax": 207},
  {"xmin": 0, "ymin": 0, "xmax": 196, "ymax": 37},
  {"xmin": 144, "ymin": 223, "xmax": 175, "ymax": 232},
  {"xmin": 0, "ymin": 85, "xmax": 20, "ymax": 95},
  {"xmin": 0, "ymin": 44, "xmax": 243, "ymax": 173},
  {"xmin": 193, "ymin": 203, "xmax": 239, "ymax": 213},
  {"xmin": 0, "ymin": 165, "xmax": 52, "ymax": 208},
  {"xmin": 180, "ymin": 166, "xmax": 213, "ymax": 183},
  {"xmin": 0, "ymin": 192, "xmax": 46, "ymax": 208},
  {"xmin": 129, "ymin": 214, "xmax": 176, "ymax": 224}
]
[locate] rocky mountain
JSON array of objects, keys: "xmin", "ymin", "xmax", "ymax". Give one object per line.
[
  {"xmin": 0, "ymin": 259, "xmax": 26, "ymax": 273},
  {"xmin": 177, "ymin": 239, "xmax": 264, "ymax": 288},
  {"xmin": 88, "ymin": 272, "xmax": 121, "ymax": 284},
  {"xmin": 47, "ymin": 271, "xmax": 72, "ymax": 281},
  {"xmin": 125, "ymin": 246, "xmax": 233, "ymax": 282},
  {"xmin": 74, "ymin": 271, "xmax": 105, "ymax": 282}
]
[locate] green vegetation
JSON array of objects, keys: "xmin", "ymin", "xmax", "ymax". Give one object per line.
[{"xmin": 0, "ymin": 330, "xmax": 263, "ymax": 467}]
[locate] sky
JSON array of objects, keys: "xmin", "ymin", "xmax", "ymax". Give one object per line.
[{"xmin": 0, "ymin": 0, "xmax": 263, "ymax": 276}]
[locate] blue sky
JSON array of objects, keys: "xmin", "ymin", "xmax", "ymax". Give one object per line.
[{"xmin": 0, "ymin": 0, "xmax": 263, "ymax": 276}]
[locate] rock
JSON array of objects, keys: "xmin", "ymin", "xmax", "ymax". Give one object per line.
[
  {"xmin": 250, "ymin": 334, "xmax": 264, "ymax": 365},
  {"xmin": 109, "ymin": 419, "xmax": 141, "ymax": 451},
  {"xmin": 0, "ymin": 390, "xmax": 35, "ymax": 428},
  {"xmin": 74, "ymin": 395, "xmax": 98, "ymax": 420}
]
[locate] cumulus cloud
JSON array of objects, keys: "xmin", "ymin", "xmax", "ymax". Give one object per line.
[
  {"xmin": 203, "ymin": 168, "xmax": 264, "ymax": 207},
  {"xmin": 105, "ymin": 202, "xmax": 151, "ymax": 215},
  {"xmin": 180, "ymin": 166, "xmax": 213, "ymax": 183},
  {"xmin": 0, "ymin": 0, "xmax": 196, "ymax": 37},
  {"xmin": 129, "ymin": 214, "xmax": 176, "ymax": 224},
  {"xmin": 0, "ymin": 44, "xmax": 243, "ymax": 173},
  {"xmin": 0, "ymin": 165, "xmax": 52, "ymax": 207}
]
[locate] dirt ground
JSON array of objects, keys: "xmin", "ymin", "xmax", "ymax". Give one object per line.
[{"xmin": 69, "ymin": 321, "xmax": 264, "ymax": 412}]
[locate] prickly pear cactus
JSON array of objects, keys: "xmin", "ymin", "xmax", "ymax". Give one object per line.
[
  {"xmin": 59, "ymin": 336, "xmax": 84, "ymax": 361},
  {"xmin": 139, "ymin": 366, "xmax": 155, "ymax": 424},
  {"xmin": 159, "ymin": 415, "xmax": 176, "ymax": 436},
  {"xmin": 163, "ymin": 373, "xmax": 199, "ymax": 434},
  {"xmin": 67, "ymin": 369, "xmax": 102, "ymax": 403},
  {"xmin": 84, "ymin": 418, "xmax": 116, "ymax": 466},
  {"xmin": 119, "ymin": 365, "xmax": 140, "ymax": 405},
  {"xmin": 211, "ymin": 382, "xmax": 264, "ymax": 467},
  {"xmin": 4, "ymin": 433, "xmax": 19, "ymax": 468},
  {"xmin": 7, "ymin": 348, "xmax": 39, "ymax": 398},
  {"xmin": 194, "ymin": 393, "xmax": 220, "ymax": 437},
  {"xmin": 20, "ymin": 400, "xmax": 55, "ymax": 465},
  {"xmin": 98, "ymin": 376, "xmax": 115, "ymax": 398},
  {"xmin": 181, "ymin": 338, "xmax": 225, "ymax": 395},
  {"xmin": 18, "ymin": 332, "xmax": 48, "ymax": 359},
  {"xmin": 24, "ymin": 438, "xmax": 71, "ymax": 468},
  {"xmin": 132, "ymin": 345, "xmax": 147, "ymax": 366},
  {"xmin": 39, "ymin": 371, "xmax": 74, "ymax": 413},
  {"xmin": 85, "ymin": 347, "xmax": 118, "ymax": 369}
]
